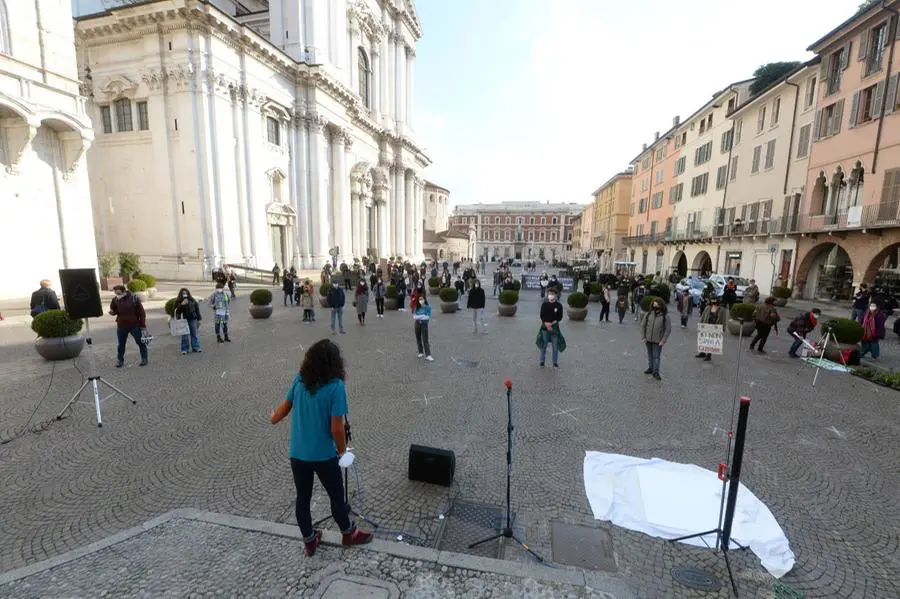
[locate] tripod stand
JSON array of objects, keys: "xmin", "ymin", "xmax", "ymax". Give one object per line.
[
  {"xmin": 56, "ymin": 319, "xmax": 138, "ymax": 427},
  {"xmin": 469, "ymin": 380, "xmax": 545, "ymax": 563},
  {"xmin": 314, "ymin": 417, "xmax": 379, "ymax": 530}
]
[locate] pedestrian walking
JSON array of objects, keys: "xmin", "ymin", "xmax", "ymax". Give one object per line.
[
  {"xmin": 677, "ymin": 289, "xmax": 692, "ymax": 328},
  {"xmin": 641, "ymin": 297, "xmax": 670, "ymax": 380},
  {"xmin": 208, "ymin": 283, "xmax": 232, "ymax": 343},
  {"xmin": 787, "ymin": 308, "xmax": 821, "ymax": 358},
  {"xmin": 696, "ymin": 298, "xmax": 725, "ymax": 362},
  {"xmin": 412, "ymin": 294, "xmax": 433, "ymax": 361},
  {"xmin": 615, "ymin": 294, "xmax": 628, "ymax": 324},
  {"xmin": 269, "ymin": 339, "xmax": 374, "ymax": 557},
  {"xmin": 283, "ymin": 273, "xmax": 295, "ymax": 306},
  {"xmin": 537, "ymin": 290, "xmax": 564, "ymax": 368},
  {"xmin": 467, "ymin": 278, "xmax": 486, "ymax": 333},
  {"xmin": 326, "ymin": 282, "xmax": 346, "ymax": 335},
  {"xmin": 354, "ymin": 280, "xmax": 369, "ymax": 325},
  {"xmin": 851, "ymin": 283, "xmax": 870, "ymax": 321},
  {"xmin": 858, "ymin": 302, "xmax": 886, "ymax": 359},
  {"xmin": 272, "ymin": 263, "xmax": 281, "ymax": 285},
  {"xmin": 373, "ymin": 277, "xmax": 386, "ymax": 318},
  {"xmin": 174, "ymin": 287, "xmax": 202, "ymax": 355},
  {"xmin": 722, "ymin": 277, "xmax": 738, "ymax": 310},
  {"xmin": 749, "ymin": 297, "xmax": 780, "ymax": 354},
  {"xmin": 599, "ymin": 285, "xmax": 611, "ymax": 323},
  {"xmin": 300, "ymin": 281, "xmax": 315, "ymax": 322},
  {"xmin": 110, "ymin": 284, "xmax": 149, "ymax": 367}
]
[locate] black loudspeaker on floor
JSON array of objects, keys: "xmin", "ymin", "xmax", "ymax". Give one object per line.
[{"xmin": 408, "ymin": 444, "xmax": 456, "ymax": 487}]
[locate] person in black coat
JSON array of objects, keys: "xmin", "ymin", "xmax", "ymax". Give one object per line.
[
  {"xmin": 467, "ymin": 279, "xmax": 487, "ymax": 333},
  {"xmin": 282, "ymin": 273, "xmax": 295, "ymax": 306},
  {"xmin": 326, "ymin": 283, "xmax": 346, "ymax": 334},
  {"xmin": 30, "ymin": 280, "xmax": 61, "ymax": 316},
  {"xmin": 538, "ymin": 290, "xmax": 564, "ymax": 367},
  {"xmin": 174, "ymin": 288, "xmax": 202, "ymax": 354}
]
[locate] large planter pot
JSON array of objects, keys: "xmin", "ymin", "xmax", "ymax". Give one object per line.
[
  {"xmin": 319, "ymin": 297, "xmax": 329, "ymax": 308},
  {"xmin": 135, "ymin": 291, "xmax": 150, "ymax": 303},
  {"xmin": 429, "ymin": 287, "xmax": 440, "ymax": 296},
  {"xmin": 100, "ymin": 276, "xmax": 123, "ymax": 291},
  {"xmin": 726, "ymin": 319, "xmax": 756, "ymax": 336},
  {"xmin": 249, "ymin": 303, "xmax": 273, "ymax": 319},
  {"xmin": 440, "ymin": 301, "xmax": 458, "ymax": 314},
  {"xmin": 588, "ymin": 294, "xmax": 603, "ymax": 303},
  {"xmin": 35, "ymin": 335, "xmax": 85, "ymax": 361},
  {"xmin": 498, "ymin": 304, "xmax": 518, "ymax": 317},
  {"xmin": 773, "ymin": 298, "xmax": 788, "ymax": 307},
  {"xmin": 567, "ymin": 307, "xmax": 588, "ymax": 321},
  {"xmin": 384, "ymin": 297, "xmax": 399, "ymax": 310}
]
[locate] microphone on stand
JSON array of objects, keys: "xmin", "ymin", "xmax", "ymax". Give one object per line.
[{"xmin": 504, "ymin": 379, "xmax": 512, "ymax": 390}]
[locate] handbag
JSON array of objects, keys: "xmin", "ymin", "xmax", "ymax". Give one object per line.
[{"xmin": 170, "ymin": 318, "xmax": 190, "ymax": 336}]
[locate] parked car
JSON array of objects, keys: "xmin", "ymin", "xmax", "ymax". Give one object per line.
[
  {"xmin": 675, "ymin": 277, "xmax": 706, "ymax": 306},
  {"xmin": 706, "ymin": 274, "xmax": 749, "ymax": 300}
]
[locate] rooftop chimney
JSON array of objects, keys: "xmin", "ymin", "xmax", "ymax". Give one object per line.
[
  {"xmin": 654, "ymin": 131, "xmax": 660, "ymax": 141},
  {"xmin": 673, "ymin": 115, "xmax": 680, "ymax": 127},
  {"xmin": 642, "ymin": 143, "xmax": 648, "ymax": 151}
]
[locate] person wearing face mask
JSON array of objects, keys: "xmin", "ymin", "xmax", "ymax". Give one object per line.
[
  {"xmin": 412, "ymin": 294, "xmax": 434, "ymax": 361},
  {"xmin": 326, "ymin": 281, "xmax": 346, "ymax": 335},
  {"xmin": 173, "ymin": 287, "xmax": 202, "ymax": 355},
  {"xmin": 787, "ymin": 308, "xmax": 821, "ymax": 358},
  {"xmin": 696, "ymin": 297, "xmax": 725, "ymax": 362},
  {"xmin": 300, "ymin": 280, "xmax": 315, "ymax": 322},
  {"xmin": 641, "ymin": 297, "xmax": 671, "ymax": 380},
  {"xmin": 207, "ymin": 282, "xmax": 232, "ymax": 343},
  {"xmin": 537, "ymin": 290, "xmax": 565, "ymax": 367},
  {"xmin": 467, "ymin": 278, "xmax": 487, "ymax": 333},
  {"xmin": 109, "ymin": 284, "xmax": 149, "ymax": 367},
  {"xmin": 372, "ymin": 277, "xmax": 386, "ymax": 318},
  {"xmin": 858, "ymin": 302, "xmax": 886, "ymax": 359}
]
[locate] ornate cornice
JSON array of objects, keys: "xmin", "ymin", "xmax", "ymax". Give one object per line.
[
  {"xmin": 140, "ymin": 63, "xmax": 195, "ymax": 92},
  {"xmin": 306, "ymin": 112, "xmax": 329, "ymax": 133}
]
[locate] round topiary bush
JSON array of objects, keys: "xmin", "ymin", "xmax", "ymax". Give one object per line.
[
  {"xmin": 165, "ymin": 297, "xmax": 178, "ymax": 317},
  {"xmin": 728, "ymin": 302, "xmax": 756, "ymax": 321},
  {"xmin": 31, "ymin": 310, "xmax": 84, "ymax": 338},
  {"xmin": 428, "ymin": 276, "xmax": 441, "ymax": 288},
  {"xmin": 386, "ymin": 284, "xmax": 398, "ymax": 299},
  {"xmin": 320, "ymin": 284, "xmax": 330, "ymax": 296},
  {"xmin": 822, "ymin": 317, "xmax": 864, "ymax": 345},
  {"xmin": 772, "ymin": 286, "xmax": 792, "ymax": 299},
  {"xmin": 567, "ymin": 292, "xmax": 589, "ymax": 309},
  {"xmin": 509, "ymin": 279, "xmax": 522, "ymax": 291},
  {"xmin": 640, "ymin": 296, "xmax": 663, "ymax": 312},
  {"xmin": 499, "ymin": 290, "xmax": 519, "ymax": 305},
  {"xmin": 650, "ymin": 283, "xmax": 671, "ymax": 304},
  {"xmin": 439, "ymin": 287, "xmax": 458, "ymax": 302},
  {"xmin": 127, "ymin": 279, "xmax": 148, "ymax": 292},
  {"xmin": 591, "ymin": 283, "xmax": 606, "ymax": 295},
  {"xmin": 135, "ymin": 273, "xmax": 157, "ymax": 288},
  {"xmin": 250, "ymin": 289, "xmax": 273, "ymax": 305}
]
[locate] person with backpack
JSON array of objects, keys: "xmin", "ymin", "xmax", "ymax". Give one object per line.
[
  {"xmin": 109, "ymin": 284, "xmax": 149, "ymax": 367},
  {"xmin": 30, "ymin": 280, "xmax": 60, "ymax": 317},
  {"xmin": 749, "ymin": 297, "xmax": 780, "ymax": 354},
  {"xmin": 787, "ymin": 308, "xmax": 821, "ymax": 358}
]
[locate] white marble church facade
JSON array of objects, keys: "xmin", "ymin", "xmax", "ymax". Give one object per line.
[{"xmin": 75, "ymin": 0, "xmax": 429, "ymax": 278}]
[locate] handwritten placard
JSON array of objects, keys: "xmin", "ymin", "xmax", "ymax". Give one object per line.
[{"xmin": 697, "ymin": 323, "xmax": 724, "ymax": 355}]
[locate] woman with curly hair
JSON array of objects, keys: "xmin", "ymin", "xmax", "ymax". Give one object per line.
[{"xmin": 270, "ymin": 339, "xmax": 373, "ymax": 556}]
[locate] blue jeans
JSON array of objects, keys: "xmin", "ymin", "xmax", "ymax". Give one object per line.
[
  {"xmin": 180, "ymin": 319, "xmax": 201, "ymax": 352},
  {"xmin": 331, "ymin": 308, "xmax": 344, "ymax": 332},
  {"xmin": 860, "ymin": 340, "xmax": 880, "ymax": 359},
  {"xmin": 645, "ymin": 342, "xmax": 661, "ymax": 374},
  {"xmin": 539, "ymin": 329, "xmax": 558, "ymax": 365},
  {"xmin": 789, "ymin": 337, "xmax": 804, "ymax": 356},
  {"xmin": 116, "ymin": 326, "xmax": 147, "ymax": 363}
]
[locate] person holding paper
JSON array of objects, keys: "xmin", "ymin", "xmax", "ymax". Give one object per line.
[{"xmin": 696, "ymin": 297, "xmax": 725, "ymax": 362}]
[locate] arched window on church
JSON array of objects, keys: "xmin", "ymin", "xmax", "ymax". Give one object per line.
[
  {"xmin": 358, "ymin": 48, "xmax": 370, "ymax": 108},
  {"xmin": 0, "ymin": 0, "xmax": 10, "ymax": 56}
]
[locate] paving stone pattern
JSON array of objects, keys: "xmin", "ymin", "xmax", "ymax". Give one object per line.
[{"xmin": 1, "ymin": 275, "xmax": 899, "ymax": 598}]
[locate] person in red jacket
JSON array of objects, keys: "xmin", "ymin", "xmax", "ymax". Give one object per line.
[{"xmin": 109, "ymin": 284, "xmax": 148, "ymax": 367}]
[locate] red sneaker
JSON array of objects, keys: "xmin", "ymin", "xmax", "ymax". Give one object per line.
[
  {"xmin": 304, "ymin": 530, "xmax": 322, "ymax": 556},
  {"xmin": 341, "ymin": 527, "xmax": 373, "ymax": 546}
]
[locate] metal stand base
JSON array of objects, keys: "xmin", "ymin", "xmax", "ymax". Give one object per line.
[
  {"xmin": 313, "ymin": 466, "xmax": 380, "ymax": 530},
  {"xmin": 668, "ymin": 529, "xmax": 747, "ymax": 596},
  {"xmin": 468, "ymin": 526, "xmax": 545, "ymax": 564}
]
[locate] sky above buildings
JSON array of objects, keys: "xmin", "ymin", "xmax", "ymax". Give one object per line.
[{"xmin": 72, "ymin": 0, "xmax": 861, "ymax": 207}]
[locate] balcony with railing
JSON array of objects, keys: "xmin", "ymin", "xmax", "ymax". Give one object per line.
[{"xmin": 798, "ymin": 201, "xmax": 900, "ymax": 233}]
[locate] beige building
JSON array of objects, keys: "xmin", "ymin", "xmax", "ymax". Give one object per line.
[
  {"xmin": 420, "ymin": 180, "xmax": 472, "ymax": 261},
  {"xmin": 423, "ymin": 180, "xmax": 450, "ymax": 233},
  {"xmin": 591, "ymin": 171, "xmax": 633, "ymax": 272},
  {"xmin": 571, "ymin": 204, "xmax": 594, "ymax": 259}
]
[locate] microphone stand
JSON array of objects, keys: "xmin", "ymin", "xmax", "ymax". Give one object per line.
[
  {"xmin": 314, "ymin": 416, "xmax": 380, "ymax": 530},
  {"xmin": 469, "ymin": 383, "xmax": 545, "ymax": 563}
]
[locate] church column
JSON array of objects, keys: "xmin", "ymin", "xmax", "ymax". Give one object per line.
[
  {"xmin": 376, "ymin": 186, "xmax": 389, "ymax": 258},
  {"xmin": 231, "ymin": 89, "xmax": 250, "ymax": 259},
  {"xmin": 350, "ymin": 178, "xmax": 361, "ymax": 258},
  {"xmin": 341, "ymin": 132, "xmax": 354, "ymax": 260},
  {"xmin": 383, "ymin": 32, "xmax": 394, "ymax": 128},
  {"xmin": 294, "ymin": 108, "xmax": 310, "ymax": 267},
  {"xmin": 308, "ymin": 113, "xmax": 330, "ymax": 266},
  {"xmin": 393, "ymin": 31, "xmax": 405, "ymax": 129},
  {"xmin": 330, "ymin": 128, "xmax": 342, "ymax": 257},
  {"xmin": 394, "ymin": 165, "xmax": 406, "ymax": 257},
  {"xmin": 406, "ymin": 45, "xmax": 415, "ymax": 131},
  {"xmin": 414, "ymin": 176, "xmax": 423, "ymax": 259},
  {"xmin": 370, "ymin": 40, "xmax": 380, "ymax": 120},
  {"xmin": 349, "ymin": 14, "xmax": 361, "ymax": 98},
  {"xmin": 405, "ymin": 170, "xmax": 414, "ymax": 257}
]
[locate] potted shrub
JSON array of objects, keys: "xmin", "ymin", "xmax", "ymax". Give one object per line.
[
  {"xmin": 566, "ymin": 292, "xmax": 588, "ymax": 321},
  {"xmin": 134, "ymin": 273, "xmax": 158, "ymax": 298},
  {"xmin": 650, "ymin": 283, "xmax": 671, "ymax": 304},
  {"xmin": 428, "ymin": 276, "xmax": 441, "ymax": 295},
  {"xmin": 588, "ymin": 283, "xmax": 604, "ymax": 303},
  {"xmin": 726, "ymin": 302, "xmax": 757, "ymax": 336},
  {"xmin": 384, "ymin": 284, "xmax": 399, "ymax": 310},
  {"xmin": 32, "ymin": 310, "xmax": 85, "ymax": 361},
  {"xmin": 118, "ymin": 252, "xmax": 141, "ymax": 283},
  {"xmin": 98, "ymin": 252, "xmax": 121, "ymax": 291},
  {"xmin": 319, "ymin": 284, "xmax": 330, "ymax": 308},
  {"xmin": 249, "ymin": 289, "xmax": 274, "ymax": 319},
  {"xmin": 439, "ymin": 287, "xmax": 459, "ymax": 313},
  {"xmin": 498, "ymin": 290, "xmax": 518, "ymax": 316},
  {"xmin": 127, "ymin": 279, "xmax": 150, "ymax": 302},
  {"xmin": 164, "ymin": 297, "xmax": 178, "ymax": 318},
  {"xmin": 772, "ymin": 286, "xmax": 792, "ymax": 307},
  {"xmin": 820, "ymin": 318, "xmax": 864, "ymax": 362}
]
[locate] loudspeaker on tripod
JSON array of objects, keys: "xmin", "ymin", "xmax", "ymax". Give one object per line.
[
  {"xmin": 59, "ymin": 268, "xmax": 103, "ymax": 319},
  {"xmin": 408, "ymin": 444, "xmax": 455, "ymax": 487}
]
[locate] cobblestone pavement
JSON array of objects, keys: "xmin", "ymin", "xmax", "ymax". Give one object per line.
[
  {"xmin": 1, "ymin": 277, "xmax": 898, "ymax": 598},
  {"xmin": 0, "ymin": 510, "xmax": 633, "ymax": 598}
]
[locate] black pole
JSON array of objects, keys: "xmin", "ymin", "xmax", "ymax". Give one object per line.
[
  {"xmin": 505, "ymin": 385, "xmax": 513, "ymax": 531},
  {"xmin": 721, "ymin": 396, "xmax": 750, "ymax": 553}
]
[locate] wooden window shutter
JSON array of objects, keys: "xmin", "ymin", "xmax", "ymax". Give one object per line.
[
  {"xmin": 887, "ymin": 18, "xmax": 896, "ymax": 46},
  {"xmin": 859, "ymin": 29, "xmax": 869, "ymax": 60},
  {"xmin": 873, "ymin": 79, "xmax": 886, "ymax": 116},
  {"xmin": 886, "ymin": 73, "xmax": 899, "ymax": 114},
  {"xmin": 842, "ymin": 42, "xmax": 852, "ymax": 70},
  {"xmin": 848, "ymin": 91, "xmax": 861, "ymax": 128},
  {"xmin": 813, "ymin": 109, "xmax": 823, "ymax": 140},
  {"xmin": 834, "ymin": 99, "xmax": 845, "ymax": 134},
  {"xmin": 819, "ymin": 61, "xmax": 828, "ymax": 80}
]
